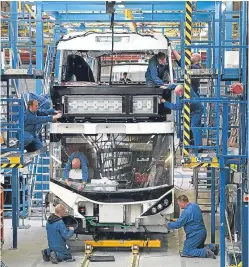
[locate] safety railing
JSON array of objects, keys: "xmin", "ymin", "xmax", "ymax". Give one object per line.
[{"xmin": 0, "ymin": 98, "xmax": 25, "ymax": 163}]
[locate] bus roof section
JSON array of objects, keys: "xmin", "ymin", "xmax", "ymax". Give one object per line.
[{"xmin": 57, "ymin": 32, "xmax": 168, "ymax": 54}]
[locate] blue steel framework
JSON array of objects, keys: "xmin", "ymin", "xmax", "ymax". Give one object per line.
[{"xmin": 2, "ymin": 1, "xmax": 248, "ymax": 266}]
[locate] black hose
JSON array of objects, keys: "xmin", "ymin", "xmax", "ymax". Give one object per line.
[{"xmin": 109, "ymin": 12, "xmax": 115, "ymax": 85}]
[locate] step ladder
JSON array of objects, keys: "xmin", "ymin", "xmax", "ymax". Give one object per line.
[
  {"xmin": 193, "ymin": 166, "xmax": 219, "ymax": 213},
  {"xmin": 29, "ymin": 153, "xmax": 50, "ymax": 211}
]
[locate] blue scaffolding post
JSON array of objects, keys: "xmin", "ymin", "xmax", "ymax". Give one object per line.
[
  {"xmin": 241, "ymin": 1, "xmax": 249, "ymax": 266},
  {"xmin": 0, "ymin": 98, "xmax": 25, "ymax": 249},
  {"xmin": 35, "ymin": 2, "xmax": 44, "ymax": 94}
]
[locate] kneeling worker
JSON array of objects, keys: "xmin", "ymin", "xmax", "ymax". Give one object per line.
[
  {"xmin": 42, "ymin": 204, "xmax": 75, "ymax": 263},
  {"xmin": 166, "ymin": 195, "xmax": 219, "ymax": 258},
  {"xmin": 63, "ymin": 152, "xmax": 89, "ymax": 190}
]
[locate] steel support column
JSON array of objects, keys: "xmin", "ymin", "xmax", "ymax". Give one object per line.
[
  {"xmin": 242, "ymin": 191, "xmax": 248, "ymax": 266},
  {"xmin": 10, "ymin": 2, "xmax": 18, "ymax": 67},
  {"xmin": 11, "ymin": 168, "xmax": 19, "ymax": 249},
  {"xmin": 53, "ymin": 22, "xmax": 61, "ymax": 78},
  {"xmin": 36, "ymin": 3, "xmax": 44, "ymax": 94},
  {"xmin": 211, "ymin": 167, "xmax": 216, "ymax": 243},
  {"xmin": 242, "ymin": 2, "xmax": 249, "ymax": 266},
  {"xmin": 220, "ymin": 103, "xmax": 229, "ymax": 267}
]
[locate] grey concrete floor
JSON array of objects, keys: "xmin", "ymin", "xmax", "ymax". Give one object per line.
[{"xmin": 1, "ymin": 176, "xmax": 221, "ymax": 267}]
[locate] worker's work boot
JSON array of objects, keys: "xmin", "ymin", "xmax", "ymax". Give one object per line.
[
  {"xmin": 206, "ymin": 247, "xmax": 216, "ymax": 259},
  {"xmin": 41, "ymin": 249, "xmax": 50, "ymax": 262},
  {"xmin": 50, "ymin": 251, "xmax": 59, "ymax": 264},
  {"xmin": 213, "ymin": 244, "xmax": 220, "ymax": 256},
  {"xmin": 65, "ymin": 258, "xmax": 76, "ymax": 262}
]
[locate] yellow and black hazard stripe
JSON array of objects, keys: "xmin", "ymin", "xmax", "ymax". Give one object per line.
[
  {"xmin": 1, "ymin": 163, "xmax": 24, "ymax": 169},
  {"xmin": 183, "ymin": 1, "xmax": 193, "ymax": 158}
]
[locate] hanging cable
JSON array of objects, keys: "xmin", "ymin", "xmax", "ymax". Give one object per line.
[{"xmin": 109, "ymin": 12, "xmax": 115, "ymax": 85}]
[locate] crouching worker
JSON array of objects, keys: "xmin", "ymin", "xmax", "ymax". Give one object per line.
[
  {"xmin": 160, "ymin": 84, "xmax": 204, "ymax": 150},
  {"xmin": 165, "ymin": 195, "xmax": 219, "ymax": 259},
  {"xmin": 42, "ymin": 204, "xmax": 75, "ymax": 264},
  {"xmin": 63, "ymin": 152, "xmax": 89, "ymax": 190}
]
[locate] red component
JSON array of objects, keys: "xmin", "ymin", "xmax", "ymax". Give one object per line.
[
  {"xmin": 230, "ymin": 83, "xmax": 243, "ymax": 95},
  {"xmin": 135, "ymin": 173, "xmax": 149, "ymax": 184},
  {"xmin": 243, "ymin": 194, "xmax": 249, "ymax": 202}
]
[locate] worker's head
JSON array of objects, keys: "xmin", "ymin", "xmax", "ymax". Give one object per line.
[
  {"xmin": 55, "ymin": 204, "xmax": 66, "ymax": 217},
  {"xmin": 123, "ymin": 72, "xmax": 128, "ymax": 78},
  {"xmin": 177, "ymin": 195, "xmax": 190, "ymax": 209},
  {"xmin": 157, "ymin": 52, "xmax": 167, "ymax": 65},
  {"xmin": 191, "ymin": 53, "xmax": 201, "ymax": 64},
  {"xmin": 27, "ymin": 99, "xmax": 39, "ymax": 113},
  {"xmin": 72, "ymin": 158, "xmax": 81, "ymax": 169},
  {"xmin": 174, "ymin": 85, "xmax": 184, "ymax": 97}
]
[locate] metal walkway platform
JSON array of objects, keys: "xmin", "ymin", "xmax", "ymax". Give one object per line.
[{"xmin": 0, "ymin": 146, "xmax": 48, "ymax": 167}]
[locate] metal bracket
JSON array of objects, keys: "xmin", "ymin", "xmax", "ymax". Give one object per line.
[
  {"xmin": 80, "ymin": 244, "xmax": 93, "ymax": 267},
  {"xmin": 130, "ymin": 245, "xmax": 140, "ymax": 267}
]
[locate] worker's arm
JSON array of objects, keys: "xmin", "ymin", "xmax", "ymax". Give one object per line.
[
  {"xmin": 37, "ymin": 108, "xmax": 56, "ymax": 116},
  {"xmin": 167, "ymin": 210, "xmax": 189, "ymax": 230},
  {"xmin": 149, "ymin": 62, "xmax": 165, "ymax": 86},
  {"xmin": 167, "ymin": 84, "xmax": 177, "ymax": 90},
  {"xmin": 172, "ymin": 50, "xmax": 181, "ymax": 67},
  {"xmin": 58, "ymin": 221, "xmax": 74, "ymax": 240},
  {"xmin": 162, "ymin": 99, "xmax": 183, "ymax": 111},
  {"xmin": 25, "ymin": 113, "xmax": 53, "ymax": 124}
]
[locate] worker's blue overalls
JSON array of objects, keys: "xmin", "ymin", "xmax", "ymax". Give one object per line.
[
  {"xmin": 44, "ymin": 214, "xmax": 74, "ymax": 261},
  {"xmin": 167, "ymin": 203, "xmax": 215, "ymax": 257},
  {"xmin": 27, "ymin": 93, "xmax": 51, "ymax": 140},
  {"xmin": 145, "ymin": 55, "xmax": 172, "ymax": 86},
  {"xmin": 24, "ymin": 108, "xmax": 55, "ymax": 152},
  {"xmin": 63, "ymin": 152, "xmax": 89, "ymax": 186},
  {"xmin": 163, "ymin": 87, "xmax": 204, "ymax": 150}
]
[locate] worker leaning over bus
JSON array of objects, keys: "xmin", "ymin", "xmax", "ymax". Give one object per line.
[
  {"xmin": 145, "ymin": 52, "xmax": 174, "ymax": 87},
  {"xmin": 63, "ymin": 152, "xmax": 89, "ymax": 190}
]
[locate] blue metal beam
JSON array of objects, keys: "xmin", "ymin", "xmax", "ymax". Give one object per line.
[
  {"xmin": 35, "ymin": 2, "xmax": 44, "ymax": 94},
  {"xmin": 39, "ymin": 1, "xmax": 215, "ymax": 12},
  {"xmin": 211, "ymin": 167, "xmax": 216, "ymax": 243},
  {"xmin": 57, "ymin": 12, "xmax": 212, "ymax": 22},
  {"xmin": 11, "ymin": 168, "xmax": 19, "ymax": 249},
  {"xmin": 10, "ymin": 2, "xmax": 18, "ymax": 69}
]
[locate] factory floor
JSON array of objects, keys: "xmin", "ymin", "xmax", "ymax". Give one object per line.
[{"xmin": 1, "ymin": 174, "xmax": 221, "ymax": 267}]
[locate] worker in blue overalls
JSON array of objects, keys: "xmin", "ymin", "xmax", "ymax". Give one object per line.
[
  {"xmin": 166, "ymin": 195, "xmax": 219, "ymax": 258},
  {"xmin": 63, "ymin": 151, "xmax": 89, "ymax": 190},
  {"xmin": 172, "ymin": 50, "xmax": 202, "ymax": 94},
  {"xmin": 27, "ymin": 93, "xmax": 53, "ymax": 140},
  {"xmin": 24, "ymin": 100, "xmax": 62, "ymax": 152},
  {"xmin": 145, "ymin": 52, "xmax": 173, "ymax": 87},
  {"xmin": 160, "ymin": 84, "xmax": 204, "ymax": 151},
  {"xmin": 42, "ymin": 204, "xmax": 75, "ymax": 263}
]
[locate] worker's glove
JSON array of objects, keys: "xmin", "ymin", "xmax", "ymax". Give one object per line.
[
  {"xmin": 164, "ymin": 35, "xmax": 171, "ymax": 46},
  {"xmin": 54, "ymin": 110, "xmax": 62, "ymax": 114},
  {"xmin": 54, "ymin": 113, "xmax": 62, "ymax": 120},
  {"xmin": 68, "ymin": 226, "xmax": 74, "ymax": 231},
  {"xmin": 65, "ymin": 180, "xmax": 72, "ymax": 186},
  {"xmin": 160, "ymin": 98, "xmax": 166, "ymax": 104},
  {"xmin": 167, "ymin": 84, "xmax": 177, "ymax": 90},
  {"xmin": 160, "ymin": 85, "xmax": 168, "ymax": 89}
]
